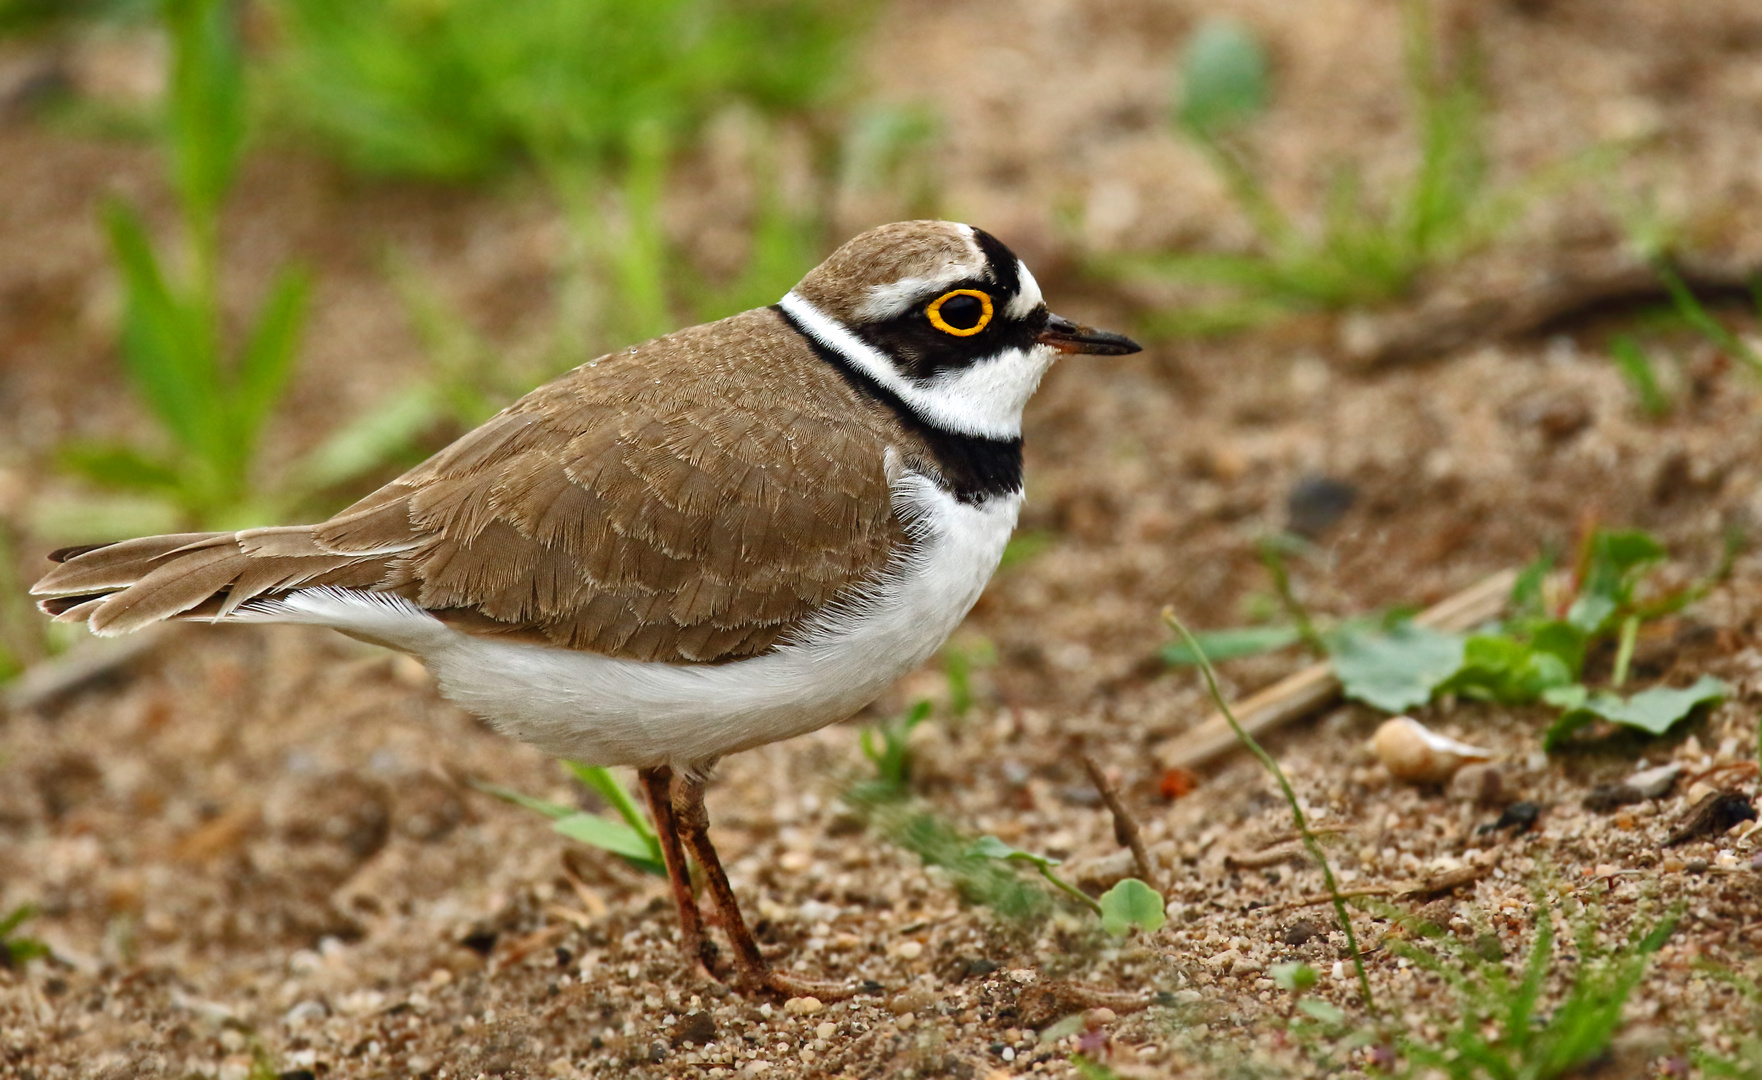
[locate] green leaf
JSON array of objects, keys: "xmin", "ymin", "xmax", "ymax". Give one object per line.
[
  {"xmin": 1295, "ymin": 998, "xmax": 1345, "ymax": 1025},
  {"xmin": 164, "ymin": 0, "xmax": 246, "ymax": 219},
  {"xmin": 234, "ymin": 267, "xmax": 311, "ymax": 441},
  {"xmin": 1329, "ymin": 621, "xmax": 1466, "ymax": 713},
  {"xmin": 1445, "ymin": 625, "xmax": 1583, "ymax": 705},
  {"xmin": 1161, "ymin": 624, "xmax": 1301, "ymax": 666},
  {"xmin": 103, "ymin": 200, "xmax": 217, "ymax": 455},
  {"xmin": 467, "ymin": 777, "xmax": 575, "ymax": 820},
  {"xmin": 58, "ymin": 444, "xmax": 183, "ymax": 495},
  {"xmin": 1097, "ymin": 878, "xmax": 1166, "ymax": 937},
  {"xmin": 288, "ymin": 384, "xmax": 441, "ymax": 495},
  {"xmin": 1546, "ymin": 675, "xmax": 1728, "ymax": 749},
  {"xmin": 1176, "ymin": 19, "xmax": 1270, "ymax": 136},
  {"xmin": 551, "ymin": 812, "xmax": 666, "ymax": 874},
  {"xmin": 968, "ymin": 835, "xmax": 1060, "ymax": 871},
  {"xmin": 1271, "ymin": 961, "xmax": 1318, "ymax": 993},
  {"xmin": 561, "ymin": 761, "xmax": 658, "ymax": 854}
]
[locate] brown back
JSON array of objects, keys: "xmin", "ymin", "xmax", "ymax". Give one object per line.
[{"xmin": 318, "ymin": 306, "xmax": 914, "ymax": 662}]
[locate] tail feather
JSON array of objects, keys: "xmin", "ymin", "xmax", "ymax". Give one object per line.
[
  {"xmin": 33, "ymin": 533, "xmax": 231, "ymax": 594},
  {"xmin": 31, "ymin": 526, "xmax": 399, "ymax": 637}
]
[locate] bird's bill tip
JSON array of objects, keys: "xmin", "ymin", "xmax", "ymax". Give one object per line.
[{"xmin": 1036, "ymin": 312, "xmax": 1141, "ymax": 356}]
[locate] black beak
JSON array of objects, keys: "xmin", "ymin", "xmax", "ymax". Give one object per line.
[{"xmin": 1036, "ymin": 312, "xmax": 1141, "ymax": 356}]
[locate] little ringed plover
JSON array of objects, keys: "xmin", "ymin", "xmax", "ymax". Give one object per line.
[{"xmin": 33, "ymin": 219, "xmax": 1140, "ymax": 996}]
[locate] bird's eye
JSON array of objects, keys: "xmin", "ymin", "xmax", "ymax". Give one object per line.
[{"xmin": 925, "ymin": 289, "xmax": 993, "ymax": 336}]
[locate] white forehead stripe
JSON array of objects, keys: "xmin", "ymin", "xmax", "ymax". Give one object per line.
[
  {"xmin": 779, "ymin": 291, "xmax": 1050, "ymax": 440},
  {"xmin": 1007, "ymin": 259, "xmax": 1044, "ymax": 320}
]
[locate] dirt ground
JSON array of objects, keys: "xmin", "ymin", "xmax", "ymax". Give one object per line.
[{"xmin": 4, "ymin": 1, "xmax": 1762, "ymax": 1077}]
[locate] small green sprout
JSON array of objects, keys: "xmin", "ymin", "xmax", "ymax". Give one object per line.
[
  {"xmin": 0, "ymin": 904, "xmax": 50, "ymax": 970},
  {"xmin": 471, "ymin": 762, "xmax": 665, "ymax": 877}
]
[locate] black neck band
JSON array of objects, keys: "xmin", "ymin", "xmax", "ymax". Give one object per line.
[{"xmin": 773, "ymin": 304, "xmax": 1023, "ymax": 504}]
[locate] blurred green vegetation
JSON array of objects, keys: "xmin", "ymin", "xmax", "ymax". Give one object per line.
[
  {"xmin": 1108, "ymin": 2, "xmax": 1607, "ymax": 338},
  {"xmin": 57, "ymin": 0, "xmax": 440, "ymax": 532},
  {"xmin": 266, "ymin": 0, "xmax": 861, "ymax": 183},
  {"xmin": 265, "ymin": 0, "xmax": 873, "ymax": 384},
  {"xmin": 21, "ymin": 0, "xmax": 884, "ymax": 542}
]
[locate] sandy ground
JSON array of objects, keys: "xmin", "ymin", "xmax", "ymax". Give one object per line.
[{"xmin": 4, "ymin": 1, "xmax": 1762, "ymax": 1077}]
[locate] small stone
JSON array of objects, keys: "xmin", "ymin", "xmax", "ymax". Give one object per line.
[
  {"xmin": 783, "ymin": 997, "xmax": 824, "ymax": 1016},
  {"xmin": 282, "ymin": 1001, "xmax": 327, "ymax": 1029},
  {"xmin": 895, "ymin": 1013, "xmax": 915, "ymax": 1029},
  {"xmin": 1282, "ymin": 920, "xmax": 1323, "ymax": 946},
  {"xmin": 1665, "ymin": 791, "xmax": 1758, "ymax": 847},
  {"xmin": 1685, "ymin": 859, "xmax": 1709, "ymax": 875},
  {"xmin": 672, "ymin": 1011, "xmax": 718, "ymax": 1047},
  {"xmin": 815, "ymin": 1021, "xmax": 837, "ymax": 1040},
  {"xmin": 1088, "ymin": 1007, "xmax": 1116, "ymax": 1026},
  {"xmin": 1478, "ymin": 801, "xmax": 1541, "ymax": 835},
  {"xmin": 895, "ymin": 940, "xmax": 924, "ymax": 961},
  {"xmin": 1450, "ymin": 763, "xmax": 1504, "ymax": 806}
]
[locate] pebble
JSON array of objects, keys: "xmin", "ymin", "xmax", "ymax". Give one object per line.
[
  {"xmin": 895, "ymin": 940, "xmax": 924, "ymax": 961},
  {"xmin": 815, "ymin": 1022, "xmax": 837, "ymax": 1040},
  {"xmin": 282, "ymin": 1000, "xmax": 327, "ymax": 1029},
  {"xmin": 1450, "ymin": 763, "xmax": 1504, "ymax": 805},
  {"xmin": 1373, "ymin": 717, "xmax": 1493, "ymax": 784},
  {"xmin": 1088, "ymin": 1007, "xmax": 1117, "ymax": 1025},
  {"xmin": 895, "ymin": 1013, "xmax": 915, "ymax": 1029},
  {"xmin": 783, "ymin": 997, "xmax": 824, "ymax": 1016}
]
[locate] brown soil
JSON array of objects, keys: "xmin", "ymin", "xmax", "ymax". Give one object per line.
[{"xmin": 4, "ymin": 2, "xmax": 1762, "ymax": 1078}]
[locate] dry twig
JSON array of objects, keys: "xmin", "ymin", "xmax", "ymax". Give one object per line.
[
  {"xmin": 1081, "ymin": 754, "xmax": 1158, "ymax": 892},
  {"xmin": 1156, "ymin": 568, "xmax": 1517, "ymax": 771}
]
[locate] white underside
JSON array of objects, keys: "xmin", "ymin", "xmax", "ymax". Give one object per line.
[{"xmin": 233, "ymin": 471, "xmax": 1019, "ymax": 769}]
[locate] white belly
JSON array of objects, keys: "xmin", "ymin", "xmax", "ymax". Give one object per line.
[{"xmin": 243, "ymin": 473, "xmax": 1018, "ymax": 768}]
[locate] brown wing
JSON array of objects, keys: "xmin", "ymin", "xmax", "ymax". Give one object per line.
[
  {"xmin": 333, "ymin": 308, "xmax": 911, "ymax": 661},
  {"xmin": 35, "ymin": 307, "xmax": 910, "ymax": 662}
]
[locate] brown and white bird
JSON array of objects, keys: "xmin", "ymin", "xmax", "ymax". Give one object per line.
[{"xmin": 32, "ymin": 220, "xmax": 1139, "ymax": 996}]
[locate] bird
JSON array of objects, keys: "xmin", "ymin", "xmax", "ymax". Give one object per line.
[{"xmin": 32, "ymin": 219, "xmax": 1140, "ymax": 997}]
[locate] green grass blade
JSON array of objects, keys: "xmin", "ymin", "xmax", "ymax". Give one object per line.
[
  {"xmin": 234, "ymin": 266, "xmax": 311, "ymax": 442},
  {"xmin": 466, "ymin": 776, "xmax": 575, "ymax": 820},
  {"xmin": 561, "ymin": 762, "xmax": 658, "ymax": 853},
  {"xmin": 102, "ymin": 200, "xmax": 215, "ymax": 454},
  {"xmin": 550, "ymin": 812, "xmax": 666, "ymax": 874},
  {"xmin": 163, "ymin": 0, "xmax": 246, "ymax": 220},
  {"xmin": 285, "ymin": 384, "xmax": 440, "ymax": 500},
  {"xmin": 57, "ymin": 443, "xmax": 184, "ymax": 495}
]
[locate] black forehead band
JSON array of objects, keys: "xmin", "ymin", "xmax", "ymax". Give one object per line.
[{"xmin": 969, "ymin": 227, "xmax": 1021, "ymax": 297}]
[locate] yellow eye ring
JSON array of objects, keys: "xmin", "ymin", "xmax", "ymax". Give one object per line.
[{"xmin": 925, "ymin": 289, "xmax": 994, "ymax": 336}]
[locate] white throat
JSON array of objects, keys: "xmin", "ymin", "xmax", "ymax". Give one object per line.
[{"xmin": 778, "ymin": 291, "xmax": 1055, "ymax": 440}]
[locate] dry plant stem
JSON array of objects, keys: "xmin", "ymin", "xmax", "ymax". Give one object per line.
[
  {"xmin": 1158, "ymin": 568, "xmax": 1517, "ymax": 770},
  {"xmin": 1167, "ymin": 613, "xmax": 1377, "ymax": 1013},
  {"xmin": 4, "ymin": 625, "xmax": 170, "ymax": 713},
  {"xmin": 1263, "ymin": 888, "xmax": 1396, "ymax": 914},
  {"xmin": 1080, "ymin": 753, "xmax": 1159, "ymax": 891}
]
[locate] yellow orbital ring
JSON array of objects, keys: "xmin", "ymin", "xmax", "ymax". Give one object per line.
[{"xmin": 926, "ymin": 289, "xmax": 994, "ymax": 336}]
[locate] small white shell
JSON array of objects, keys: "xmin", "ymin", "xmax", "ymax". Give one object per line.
[{"xmin": 1373, "ymin": 716, "xmax": 1494, "ymax": 784}]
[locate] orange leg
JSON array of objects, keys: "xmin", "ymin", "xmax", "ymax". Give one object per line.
[
  {"xmin": 670, "ymin": 770, "xmax": 853, "ymax": 1000},
  {"xmin": 637, "ymin": 765, "xmax": 721, "ymax": 980}
]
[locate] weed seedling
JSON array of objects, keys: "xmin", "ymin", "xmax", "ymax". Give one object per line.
[
  {"xmin": 1165, "ymin": 612, "xmax": 1375, "ymax": 1011},
  {"xmin": 61, "ymin": 0, "xmax": 436, "ymax": 533},
  {"xmin": 1383, "ymin": 897, "xmax": 1678, "ymax": 1079},
  {"xmin": 471, "ymin": 762, "xmax": 665, "ymax": 877},
  {"xmin": 1116, "ymin": 1, "xmax": 1600, "ymax": 337},
  {"xmin": 0, "ymin": 904, "xmax": 50, "ymax": 970}
]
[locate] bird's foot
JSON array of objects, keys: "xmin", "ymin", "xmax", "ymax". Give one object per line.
[{"xmin": 732, "ymin": 961, "xmax": 861, "ymax": 1002}]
